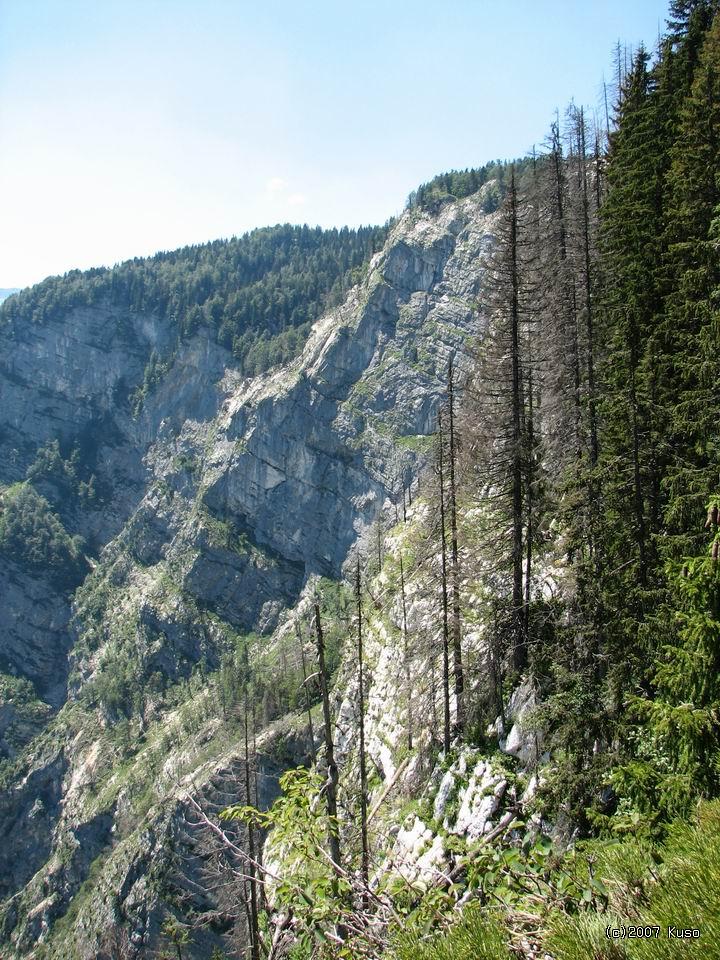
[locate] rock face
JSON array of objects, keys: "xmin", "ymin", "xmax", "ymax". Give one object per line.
[
  {"xmin": 0, "ymin": 189, "xmax": 499, "ymax": 956},
  {"xmin": 0, "ymin": 564, "xmax": 72, "ymax": 708},
  {"xmin": 495, "ymin": 679, "xmax": 544, "ymax": 770}
]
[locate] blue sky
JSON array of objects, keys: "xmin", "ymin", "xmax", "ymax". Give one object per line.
[{"xmin": 1, "ymin": 0, "xmax": 668, "ymax": 289}]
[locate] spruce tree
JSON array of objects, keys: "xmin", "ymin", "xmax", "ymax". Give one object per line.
[
  {"xmin": 617, "ymin": 496, "xmax": 720, "ymax": 821},
  {"xmin": 660, "ymin": 8, "xmax": 720, "ymax": 556},
  {"xmin": 595, "ymin": 46, "xmax": 668, "ymax": 710}
]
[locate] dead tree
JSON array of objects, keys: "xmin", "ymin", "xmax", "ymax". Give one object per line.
[
  {"xmin": 399, "ymin": 553, "xmax": 412, "ymax": 751},
  {"xmin": 447, "ymin": 359, "xmax": 466, "ymax": 728},
  {"xmin": 295, "ymin": 621, "xmax": 317, "ymax": 764},
  {"xmin": 243, "ymin": 690, "xmax": 260, "ymax": 960},
  {"xmin": 313, "ymin": 603, "xmax": 342, "ymax": 874},
  {"xmin": 507, "ymin": 169, "xmax": 527, "ymax": 671},
  {"xmin": 355, "ymin": 559, "xmax": 369, "ymax": 905},
  {"xmin": 437, "ymin": 415, "xmax": 452, "ymax": 753}
]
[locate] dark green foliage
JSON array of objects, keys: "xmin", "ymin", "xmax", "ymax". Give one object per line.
[
  {"xmin": 612, "ymin": 497, "xmax": 720, "ymax": 825},
  {"xmin": 180, "ymin": 5, "xmax": 720, "ymax": 954},
  {"xmin": 584, "ymin": 2, "xmax": 720, "ymax": 827},
  {"xmin": 0, "ymin": 673, "xmax": 41, "ymax": 706},
  {"xmin": 82, "ymin": 644, "xmax": 146, "ymax": 718},
  {"xmin": 406, "ymin": 159, "xmax": 533, "ymax": 212},
  {"xmin": 453, "ymin": 3, "xmax": 720, "ymax": 834},
  {"xmin": 26, "ymin": 439, "xmax": 97, "ymax": 507},
  {"xmin": 4, "ymin": 11, "xmax": 720, "ymax": 955},
  {"xmin": 0, "ymin": 483, "xmax": 86, "ymax": 588},
  {"xmin": 594, "ymin": 45, "xmax": 668, "ymax": 711},
  {"xmin": 657, "ymin": 7, "xmax": 720, "ymax": 557},
  {"xmin": 131, "ymin": 349, "xmax": 175, "ymax": 414},
  {"xmin": 497, "ymin": 2, "xmax": 720, "ymax": 828},
  {"xmin": 594, "ymin": 0, "xmax": 720, "ymax": 632},
  {"xmin": 26, "ymin": 439, "xmax": 79, "ymax": 489},
  {"xmin": 1, "ymin": 223, "xmax": 388, "ymax": 379}
]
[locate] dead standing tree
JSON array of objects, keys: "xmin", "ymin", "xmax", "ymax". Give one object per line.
[
  {"xmin": 355, "ymin": 558, "xmax": 370, "ymax": 905},
  {"xmin": 446, "ymin": 359, "xmax": 466, "ymax": 733},
  {"xmin": 313, "ymin": 603, "xmax": 343, "ymax": 878},
  {"xmin": 436, "ymin": 413, "xmax": 452, "ymax": 753}
]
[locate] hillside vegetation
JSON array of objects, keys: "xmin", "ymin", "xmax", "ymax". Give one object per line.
[{"xmin": 1, "ymin": 223, "xmax": 388, "ymax": 377}]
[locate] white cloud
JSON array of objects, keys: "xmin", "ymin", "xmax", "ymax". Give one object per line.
[
  {"xmin": 265, "ymin": 177, "xmax": 288, "ymax": 195},
  {"xmin": 287, "ymin": 193, "xmax": 307, "ymax": 207}
]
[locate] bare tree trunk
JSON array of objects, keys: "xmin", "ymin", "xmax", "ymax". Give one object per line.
[
  {"xmin": 447, "ymin": 360, "xmax": 465, "ymax": 730},
  {"xmin": 603, "ymin": 78, "xmax": 611, "ymax": 138},
  {"xmin": 251, "ymin": 697, "xmax": 267, "ymax": 917},
  {"xmin": 437, "ymin": 416, "xmax": 451, "ymax": 753},
  {"xmin": 313, "ymin": 603, "xmax": 342, "ymax": 874},
  {"xmin": 355, "ymin": 560, "xmax": 369, "ymax": 906},
  {"xmin": 524, "ymin": 346, "xmax": 535, "ymax": 649},
  {"xmin": 523, "ymin": 155, "xmax": 542, "ymax": 656},
  {"xmin": 243, "ymin": 692, "xmax": 260, "ymax": 960},
  {"xmin": 295, "ymin": 621, "xmax": 317, "ymax": 764},
  {"xmin": 429, "ymin": 630, "xmax": 438, "ymax": 742},
  {"xmin": 594, "ymin": 132, "xmax": 603, "ymax": 211},
  {"xmin": 552, "ymin": 118, "xmax": 568, "ymax": 262},
  {"xmin": 509, "ymin": 169, "xmax": 527, "ymax": 672},
  {"xmin": 399, "ymin": 554, "xmax": 412, "ymax": 751}
]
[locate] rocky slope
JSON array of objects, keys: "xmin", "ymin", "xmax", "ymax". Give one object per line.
[{"xmin": 0, "ymin": 186, "xmax": 499, "ymax": 957}]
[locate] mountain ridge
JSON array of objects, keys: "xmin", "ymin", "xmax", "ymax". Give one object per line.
[{"xmin": 0, "ymin": 179, "xmax": 501, "ymax": 957}]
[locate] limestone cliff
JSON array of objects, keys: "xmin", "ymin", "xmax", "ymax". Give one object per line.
[{"xmin": 0, "ymin": 186, "xmax": 499, "ymax": 957}]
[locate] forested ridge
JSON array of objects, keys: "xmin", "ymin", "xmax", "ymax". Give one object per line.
[
  {"xmin": 0, "ymin": 223, "xmax": 388, "ymax": 376},
  {"xmin": 406, "ymin": 159, "xmax": 532, "ymax": 213}
]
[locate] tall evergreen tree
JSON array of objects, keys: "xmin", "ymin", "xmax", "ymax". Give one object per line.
[
  {"xmin": 616, "ymin": 496, "xmax": 720, "ymax": 822},
  {"xmin": 595, "ymin": 47, "xmax": 668, "ymax": 707},
  {"xmin": 659, "ymin": 8, "xmax": 720, "ymax": 556}
]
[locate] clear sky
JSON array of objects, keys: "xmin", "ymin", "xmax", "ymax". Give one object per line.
[{"xmin": 0, "ymin": 0, "xmax": 668, "ymax": 290}]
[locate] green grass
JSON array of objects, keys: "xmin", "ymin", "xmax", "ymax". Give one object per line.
[
  {"xmin": 546, "ymin": 800, "xmax": 720, "ymax": 960},
  {"xmin": 391, "ymin": 905, "xmax": 509, "ymax": 960}
]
